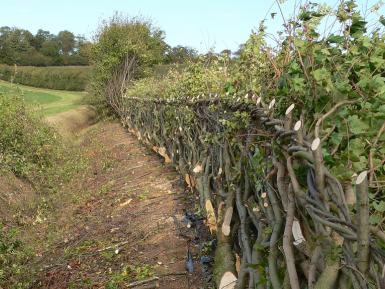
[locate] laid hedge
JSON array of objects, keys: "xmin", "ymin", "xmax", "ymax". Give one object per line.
[
  {"xmin": 0, "ymin": 65, "xmax": 90, "ymax": 91},
  {"xmin": 105, "ymin": 2, "xmax": 385, "ymax": 288}
]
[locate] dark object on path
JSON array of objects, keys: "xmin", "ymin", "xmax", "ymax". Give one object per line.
[{"xmin": 185, "ymin": 246, "xmax": 194, "ymax": 273}]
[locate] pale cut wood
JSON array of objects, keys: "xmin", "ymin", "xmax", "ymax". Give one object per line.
[
  {"xmin": 269, "ymin": 98, "xmax": 276, "ymax": 109},
  {"xmin": 118, "ymin": 199, "xmax": 132, "ymax": 208},
  {"xmin": 311, "ymin": 138, "xmax": 321, "ymax": 151},
  {"xmin": 205, "ymin": 199, "xmax": 217, "ymax": 234},
  {"xmin": 285, "ymin": 103, "xmax": 295, "ymax": 115},
  {"xmin": 292, "ymin": 219, "xmax": 306, "ymax": 246},
  {"xmin": 185, "ymin": 174, "xmax": 196, "ymax": 188},
  {"xmin": 235, "ymin": 254, "xmax": 241, "ymax": 273},
  {"xmin": 184, "ymin": 174, "xmax": 191, "ymax": 187},
  {"xmin": 294, "ymin": 120, "xmax": 302, "ymax": 131},
  {"xmin": 219, "ymin": 271, "xmax": 237, "ymax": 289},
  {"xmin": 158, "ymin": 147, "xmax": 172, "ymax": 163},
  {"xmin": 152, "ymin": 146, "xmax": 159, "ymax": 153},
  {"xmin": 218, "ymin": 167, "xmax": 223, "ymax": 176},
  {"xmin": 222, "ymin": 206, "xmax": 233, "ymax": 236},
  {"xmin": 356, "ymin": 170, "xmax": 368, "ymax": 185},
  {"xmin": 193, "ymin": 164, "xmax": 203, "ymax": 173}
]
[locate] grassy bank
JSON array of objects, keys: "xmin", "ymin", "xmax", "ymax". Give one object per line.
[
  {"xmin": 0, "ymin": 80, "xmax": 85, "ymax": 116},
  {"xmin": 0, "ymin": 65, "xmax": 90, "ymax": 91},
  {"xmin": 0, "ymin": 86, "xmax": 89, "ymax": 288}
]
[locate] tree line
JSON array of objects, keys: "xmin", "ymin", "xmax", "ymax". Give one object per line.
[
  {"xmin": 0, "ymin": 27, "xmax": 91, "ymax": 66},
  {"xmin": 0, "ymin": 25, "xmax": 204, "ymax": 67}
]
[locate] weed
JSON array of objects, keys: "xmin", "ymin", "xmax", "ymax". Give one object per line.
[
  {"xmin": 64, "ymin": 239, "xmax": 97, "ymax": 257},
  {"xmin": 131, "ymin": 264, "xmax": 154, "ymax": 280},
  {"xmin": 101, "ymin": 159, "xmax": 115, "ymax": 172},
  {"xmin": 0, "ymin": 225, "xmax": 34, "ymax": 288},
  {"xmin": 138, "ymin": 190, "xmax": 149, "ymax": 201},
  {"xmin": 98, "ymin": 183, "xmax": 112, "ymax": 196},
  {"xmin": 101, "ymin": 250, "xmax": 115, "ymax": 261},
  {"xmin": 105, "ymin": 264, "xmax": 155, "ymax": 288}
]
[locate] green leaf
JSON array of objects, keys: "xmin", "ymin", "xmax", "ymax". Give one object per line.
[
  {"xmin": 374, "ymin": 201, "xmax": 385, "ymax": 213},
  {"xmin": 327, "ymin": 35, "xmax": 344, "ymax": 44},
  {"xmin": 348, "ymin": 115, "xmax": 369, "ymax": 134},
  {"xmin": 292, "ymin": 76, "xmax": 306, "ymax": 92},
  {"xmin": 369, "ymin": 214, "xmax": 382, "ymax": 225},
  {"xmin": 335, "ymin": 80, "xmax": 352, "ymax": 93},
  {"xmin": 380, "ymin": 15, "xmax": 385, "ymax": 26}
]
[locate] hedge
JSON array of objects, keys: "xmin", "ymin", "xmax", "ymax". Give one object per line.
[{"xmin": 0, "ymin": 65, "xmax": 90, "ymax": 91}]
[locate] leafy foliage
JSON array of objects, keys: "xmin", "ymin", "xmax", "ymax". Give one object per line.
[
  {"xmin": 0, "ymin": 65, "xmax": 90, "ymax": 91},
  {"xmin": 164, "ymin": 45, "xmax": 198, "ymax": 64},
  {"xmin": 120, "ymin": 2, "xmax": 385, "ymax": 287},
  {"xmin": 126, "ymin": 54, "xmax": 232, "ymax": 99},
  {"xmin": 0, "ymin": 27, "xmax": 90, "ymax": 66},
  {"xmin": 88, "ymin": 14, "xmax": 167, "ymax": 115},
  {"xmin": 0, "ymin": 225, "xmax": 33, "ymax": 289},
  {"xmin": 127, "ymin": 0, "xmax": 385, "ymax": 192},
  {"xmin": 0, "ymin": 92, "xmax": 60, "ymax": 178}
]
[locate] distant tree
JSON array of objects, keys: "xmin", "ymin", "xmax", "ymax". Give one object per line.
[
  {"xmin": 0, "ymin": 27, "xmax": 12, "ymax": 63},
  {"xmin": 40, "ymin": 40, "xmax": 60, "ymax": 58},
  {"xmin": 220, "ymin": 49, "xmax": 232, "ymax": 57},
  {"xmin": 164, "ymin": 45, "xmax": 198, "ymax": 64},
  {"xmin": 32, "ymin": 29, "xmax": 51, "ymax": 50},
  {"xmin": 0, "ymin": 27, "xmax": 34, "ymax": 64},
  {"xmin": 0, "ymin": 26, "xmax": 94, "ymax": 66},
  {"xmin": 57, "ymin": 30, "xmax": 75, "ymax": 55}
]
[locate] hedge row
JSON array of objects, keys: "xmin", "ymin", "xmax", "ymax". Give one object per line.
[
  {"xmin": 0, "ymin": 65, "xmax": 90, "ymax": 91},
  {"xmin": 105, "ymin": 1, "xmax": 385, "ymax": 288}
]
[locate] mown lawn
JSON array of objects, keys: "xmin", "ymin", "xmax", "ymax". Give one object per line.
[{"xmin": 0, "ymin": 80, "xmax": 85, "ymax": 116}]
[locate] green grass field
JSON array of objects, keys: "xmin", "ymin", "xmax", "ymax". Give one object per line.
[{"xmin": 0, "ymin": 80, "xmax": 85, "ymax": 116}]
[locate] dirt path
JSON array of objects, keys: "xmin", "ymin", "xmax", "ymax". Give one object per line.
[{"xmin": 32, "ymin": 122, "xmax": 212, "ymax": 289}]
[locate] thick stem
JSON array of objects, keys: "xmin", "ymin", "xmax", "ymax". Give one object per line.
[
  {"xmin": 356, "ymin": 171, "xmax": 370, "ymax": 274},
  {"xmin": 283, "ymin": 185, "xmax": 300, "ymax": 289}
]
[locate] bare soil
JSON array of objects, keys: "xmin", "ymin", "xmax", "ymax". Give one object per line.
[{"xmin": 27, "ymin": 121, "xmax": 212, "ymax": 289}]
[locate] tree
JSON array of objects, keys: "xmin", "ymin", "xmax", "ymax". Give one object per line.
[
  {"xmin": 89, "ymin": 14, "xmax": 167, "ymax": 114},
  {"xmin": 40, "ymin": 39, "xmax": 60, "ymax": 58},
  {"xmin": 164, "ymin": 45, "xmax": 198, "ymax": 64},
  {"xmin": 57, "ymin": 30, "xmax": 75, "ymax": 55},
  {"xmin": 32, "ymin": 29, "xmax": 51, "ymax": 50},
  {"xmin": 0, "ymin": 27, "xmax": 90, "ymax": 66},
  {"xmin": 0, "ymin": 27, "xmax": 34, "ymax": 64}
]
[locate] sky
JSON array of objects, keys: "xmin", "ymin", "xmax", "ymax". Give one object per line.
[{"xmin": 0, "ymin": 0, "xmax": 384, "ymax": 53}]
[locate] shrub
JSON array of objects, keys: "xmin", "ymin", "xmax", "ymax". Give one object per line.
[
  {"xmin": 126, "ymin": 54, "xmax": 232, "ymax": 99},
  {"xmin": 88, "ymin": 14, "xmax": 167, "ymax": 116},
  {"xmin": 0, "ymin": 65, "xmax": 90, "ymax": 91},
  {"xmin": 0, "ymin": 89, "xmax": 60, "ymax": 179},
  {"xmin": 0, "ymin": 225, "xmax": 34, "ymax": 289}
]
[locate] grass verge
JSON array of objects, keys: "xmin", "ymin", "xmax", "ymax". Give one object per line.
[{"xmin": 0, "ymin": 80, "xmax": 84, "ymax": 116}]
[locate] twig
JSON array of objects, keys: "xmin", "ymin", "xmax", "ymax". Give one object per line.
[
  {"xmin": 314, "ymin": 100, "xmax": 357, "ymax": 138},
  {"xmin": 369, "ymin": 120, "xmax": 385, "ymax": 185},
  {"xmin": 127, "ymin": 276, "xmax": 159, "ymax": 288},
  {"xmin": 96, "ymin": 240, "xmax": 129, "ymax": 253}
]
